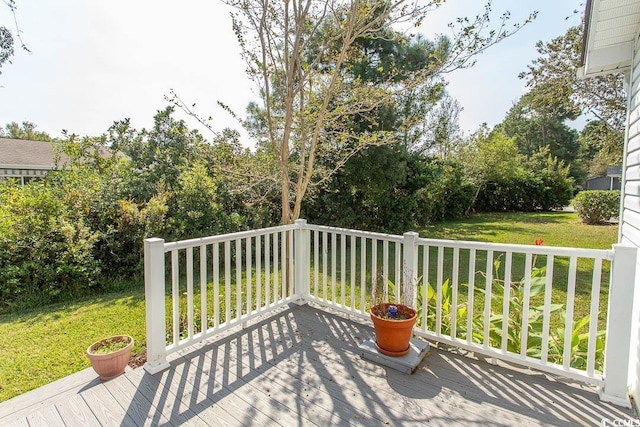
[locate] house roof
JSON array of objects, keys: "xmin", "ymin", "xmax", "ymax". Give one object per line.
[
  {"xmin": 0, "ymin": 138, "xmax": 63, "ymax": 169},
  {"xmin": 607, "ymin": 165, "xmax": 623, "ymax": 176},
  {"xmin": 579, "ymin": 0, "xmax": 640, "ymax": 78}
]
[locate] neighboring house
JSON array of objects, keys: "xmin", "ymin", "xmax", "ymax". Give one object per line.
[
  {"xmin": 581, "ymin": 0, "xmax": 640, "ymax": 413},
  {"xmin": 0, "ymin": 138, "xmax": 63, "ymax": 184},
  {"xmin": 586, "ymin": 166, "xmax": 622, "ymax": 190},
  {"xmin": 0, "ymin": 137, "xmax": 117, "ymax": 184}
]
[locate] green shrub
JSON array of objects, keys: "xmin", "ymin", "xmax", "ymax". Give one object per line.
[
  {"xmin": 470, "ymin": 146, "xmax": 574, "ymax": 213},
  {"xmin": 0, "ymin": 180, "xmax": 101, "ymax": 310},
  {"xmin": 572, "ymin": 190, "xmax": 620, "ymax": 225},
  {"xmin": 303, "ymin": 150, "xmax": 473, "ymax": 233},
  {"xmin": 474, "ymin": 166, "xmax": 573, "ymax": 213},
  {"xmin": 168, "ymin": 162, "xmax": 242, "ymax": 238}
]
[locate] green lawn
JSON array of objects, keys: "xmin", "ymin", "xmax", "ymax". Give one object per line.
[
  {"xmin": 0, "ymin": 211, "xmax": 618, "ymax": 403},
  {"xmin": 418, "ymin": 212, "xmax": 618, "ymax": 364},
  {"xmin": 308, "ymin": 211, "xmax": 617, "ymax": 321},
  {"xmin": 0, "ymin": 290, "xmax": 146, "ymax": 402},
  {"xmin": 420, "ymin": 211, "xmax": 617, "ymax": 249}
]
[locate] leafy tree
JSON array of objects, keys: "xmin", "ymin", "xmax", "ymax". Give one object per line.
[
  {"xmin": 519, "ymin": 25, "xmax": 625, "ymax": 155},
  {"xmin": 109, "ymin": 107, "xmax": 210, "ymax": 200},
  {"xmin": 459, "ymin": 130, "xmax": 573, "ymax": 212},
  {"xmin": 498, "ymin": 92, "xmax": 580, "ymax": 169},
  {"xmin": 207, "ymin": 0, "xmax": 536, "ymax": 224},
  {"xmin": 208, "ymin": 130, "xmax": 282, "ymax": 228},
  {"xmin": 1, "ymin": 121, "xmax": 51, "ymax": 141},
  {"xmin": 300, "ymin": 27, "xmax": 448, "ymax": 231},
  {"xmin": 420, "ymin": 94, "xmax": 463, "ymax": 158},
  {"xmin": 169, "ymin": 162, "xmax": 242, "ymax": 238},
  {"xmin": 525, "ymin": 147, "xmax": 574, "ymax": 210},
  {"xmin": 304, "ymin": 145, "xmax": 472, "ymax": 232},
  {"xmin": 108, "ymin": 108, "xmax": 264, "ymax": 234},
  {"xmin": 0, "ymin": 178, "xmax": 101, "ymax": 310},
  {"xmin": 49, "ymin": 135, "xmax": 169, "ymax": 277},
  {"xmin": 578, "ymin": 120, "xmax": 624, "ymax": 178},
  {"xmin": 0, "ymin": 1, "xmax": 28, "ymax": 76},
  {"xmin": 305, "ymin": 145, "xmax": 412, "ymax": 232},
  {"xmin": 458, "ymin": 130, "xmax": 523, "ymax": 210},
  {"xmin": 0, "ymin": 26, "xmax": 12, "ymax": 72},
  {"xmin": 334, "ymin": 31, "xmax": 447, "ymax": 148}
]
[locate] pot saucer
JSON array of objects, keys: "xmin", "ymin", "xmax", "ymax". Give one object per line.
[{"xmin": 375, "ymin": 340, "xmax": 410, "ymax": 357}]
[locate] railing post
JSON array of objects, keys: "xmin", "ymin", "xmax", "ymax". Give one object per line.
[
  {"xmin": 402, "ymin": 232, "xmax": 419, "ymax": 308},
  {"xmin": 294, "ymin": 219, "xmax": 310, "ymax": 304},
  {"xmin": 143, "ymin": 238, "xmax": 170, "ymax": 374},
  {"xmin": 600, "ymin": 244, "xmax": 637, "ymax": 407}
]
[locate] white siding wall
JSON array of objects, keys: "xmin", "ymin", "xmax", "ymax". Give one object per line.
[{"xmin": 621, "ymin": 33, "xmax": 640, "ymax": 411}]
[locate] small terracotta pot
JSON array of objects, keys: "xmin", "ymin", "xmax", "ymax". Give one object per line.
[
  {"xmin": 370, "ymin": 303, "xmax": 417, "ymax": 357},
  {"xmin": 86, "ymin": 335, "xmax": 133, "ymax": 380}
]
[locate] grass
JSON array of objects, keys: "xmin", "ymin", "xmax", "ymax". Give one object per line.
[
  {"xmin": 0, "ymin": 288, "xmax": 145, "ymax": 402},
  {"xmin": 0, "ymin": 211, "xmax": 618, "ymax": 403},
  {"xmin": 421, "ymin": 211, "xmax": 618, "ymax": 313},
  {"xmin": 422, "ymin": 212, "xmax": 617, "ymax": 321},
  {"xmin": 420, "ymin": 211, "xmax": 617, "ymax": 249}
]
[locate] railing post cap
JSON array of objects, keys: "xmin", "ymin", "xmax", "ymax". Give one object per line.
[
  {"xmin": 612, "ymin": 243, "xmax": 637, "ymax": 251},
  {"xmin": 403, "ymin": 231, "xmax": 419, "ymax": 237},
  {"xmin": 145, "ymin": 237, "xmax": 165, "ymax": 244},
  {"xmin": 295, "ymin": 219, "xmax": 308, "ymax": 226}
]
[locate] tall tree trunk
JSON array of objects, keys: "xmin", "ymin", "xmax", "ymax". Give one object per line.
[{"xmin": 281, "ymin": 172, "xmax": 292, "ymax": 225}]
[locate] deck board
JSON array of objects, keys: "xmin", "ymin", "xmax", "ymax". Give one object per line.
[
  {"xmin": 4, "ymin": 418, "xmax": 29, "ymax": 427},
  {"xmin": 102, "ymin": 368, "xmax": 174, "ymax": 427},
  {"xmin": 80, "ymin": 383, "xmax": 138, "ymax": 426},
  {"xmin": 54, "ymin": 394, "xmax": 101, "ymax": 427},
  {"xmin": 125, "ymin": 362, "xmax": 241, "ymax": 427},
  {"xmin": 25, "ymin": 405, "xmax": 65, "ymax": 427},
  {"xmin": 0, "ymin": 303, "xmax": 637, "ymax": 426},
  {"xmin": 122, "ymin": 366, "xmax": 212, "ymax": 427},
  {"xmin": 0, "ymin": 365, "xmax": 99, "ymax": 421}
]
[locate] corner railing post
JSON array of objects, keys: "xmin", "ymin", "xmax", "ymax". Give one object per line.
[
  {"xmin": 600, "ymin": 244, "xmax": 637, "ymax": 407},
  {"xmin": 402, "ymin": 231, "xmax": 419, "ymax": 308},
  {"xmin": 294, "ymin": 219, "xmax": 310, "ymax": 304},
  {"xmin": 144, "ymin": 238, "xmax": 170, "ymax": 374}
]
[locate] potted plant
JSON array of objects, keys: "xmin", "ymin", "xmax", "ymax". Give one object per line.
[
  {"xmin": 86, "ymin": 335, "xmax": 133, "ymax": 380},
  {"xmin": 369, "ymin": 277, "xmax": 417, "ymax": 357}
]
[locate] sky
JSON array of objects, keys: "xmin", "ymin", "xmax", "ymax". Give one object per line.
[{"xmin": 0, "ymin": 1, "xmax": 584, "ymax": 146}]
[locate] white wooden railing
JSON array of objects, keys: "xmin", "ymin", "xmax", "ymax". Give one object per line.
[
  {"xmin": 144, "ymin": 223, "xmax": 303, "ymax": 373},
  {"xmin": 144, "ymin": 219, "xmax": 637, "ymax": 407}
]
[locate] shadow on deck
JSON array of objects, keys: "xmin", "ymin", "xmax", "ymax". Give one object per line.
[{"xmin": 0, "ymin": 304, "xmax": 637, "ymax": 426}]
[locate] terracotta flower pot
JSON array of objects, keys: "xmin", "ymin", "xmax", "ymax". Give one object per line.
[
  {"xmin": 370, "ymin": 303, "xmax": 417, "ymax": 357},
  {"xmin": 86, "ymin": 335, "xmax": 133, "ymax": 380}
]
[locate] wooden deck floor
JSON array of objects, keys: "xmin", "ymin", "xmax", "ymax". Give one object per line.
[{"xmin": 0, "ymin": 303, "xmax": 637, "ymax": 426}]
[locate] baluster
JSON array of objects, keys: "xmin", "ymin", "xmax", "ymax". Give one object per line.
[
  {"xmin": 350, "ymin": 235, "xmax": 356, "ymax": 310},
  {"xmin": 246, "ymin": 237, "xmax": 252, "ymax": 315},
  {"xmin": 256, "ymin": 236, "xmax": 262, "ymax": 310},
  {"xmin": 541, "ymin": 254, "xmax": 554, "ymax": 363},
  {"xmin": 521, "ymin": 252, "xmax": 533, "ymax": 357},
  {"xmin": 331, "ymin": 232, "xmax": 337, "ymax": 303},
  {"xmin": 200, "ymin": 244, "xmax": 207, "ymax": 333},
  {"xmin": 436, "ymin": 246, "xmax": 444, "ymax": 336},
  {"xmin": 186, "ymin": 246, "xmax": 194, "ymax": 339},
  {"xmin": 341, "ymin": 234, "xmax": 346, "ymax": 306},
  {"xmin": 236, "ymin": 239, "xmax": 242, "ymax": 319},
  {"xmin": 213, "ymin": 243, "xmax": 220, "ymax": 328},
  {"xmin": 563, "ymin": 256, "xmax": 578, "ymax": 369},
  {"xmin": 587, "ymin": 258, "xmax": 602, "ymax": 376},
  {"xmin": 483, "ymin": 250, "xmax": 493, "ymax": 349},
  {"xmin": 172, "ymin": 249, "xmax": 179, "ymax": 345},
  {"xmin": 466, "ymin": 249, "xmax": 476, "ymax": 345},
  {"xmin": 501, "ymin": 252, "xmax": 512, "ymax": 353},
  {"xmin": 451, "ymin": 247, "xmax": 459, "ymax": 340}
]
